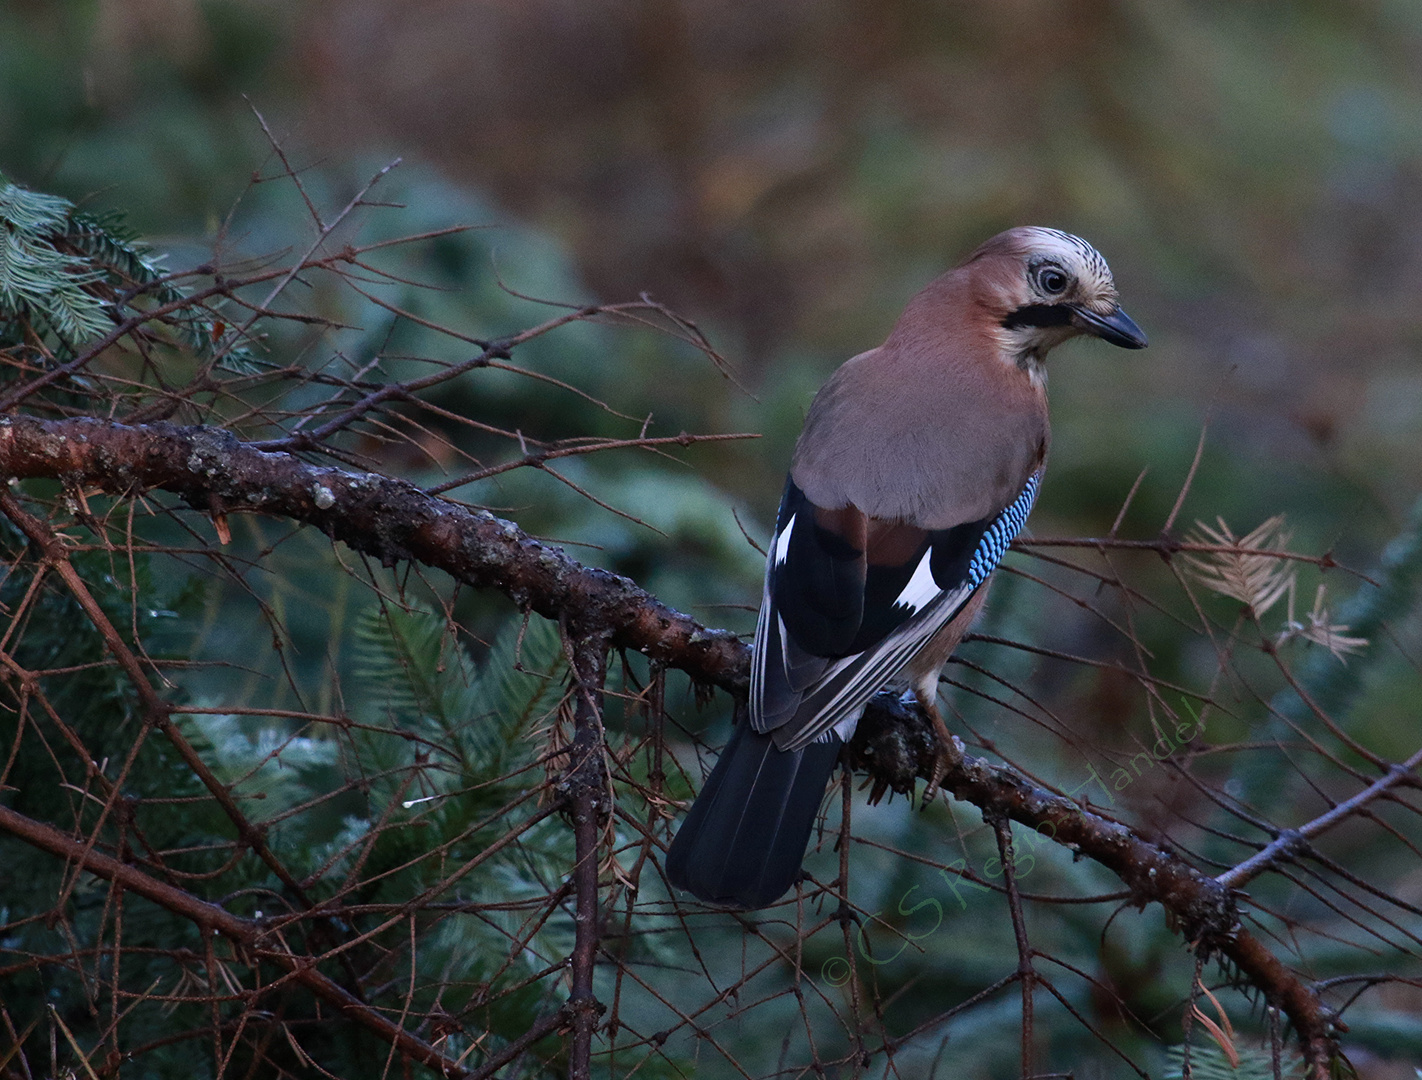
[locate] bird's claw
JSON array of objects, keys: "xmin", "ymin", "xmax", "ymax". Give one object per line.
[
  {"xmin": 921, "ymin": 738, "xmax": 962, "ymax": 808},
  {"xmin": 919, "ymin": 705, "xmax": 962, "ymax": 808}
]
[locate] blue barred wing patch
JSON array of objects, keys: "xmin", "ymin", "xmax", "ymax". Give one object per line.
[
  {"xmin": 752, "ymin": 470, "xmax": 1044, "ymax": 750},
  {"xmin": 967, "ymin": 471, "xmax": 1039, "ymax": 587}
]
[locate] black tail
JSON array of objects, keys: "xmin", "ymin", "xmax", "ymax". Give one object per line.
[{"xmin": 665, "ymin": 719, "xmax": 842, "ymax": 909}]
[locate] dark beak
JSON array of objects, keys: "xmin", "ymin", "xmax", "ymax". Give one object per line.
[{"xmin": 1071, "ymin": 305, "xmax": 1148, "ymax": 349}]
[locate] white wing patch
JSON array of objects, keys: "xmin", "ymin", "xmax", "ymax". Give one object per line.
[
  {"xmin": 894, "ymin": 547, "xmax": 939, "ymax": 613},
  {"xmin": 773, "ymin": 513, "xmax": 796, "ymax": 566},
  {"xmin": 751, "ymin": 471, "xmax": 1044, "ymax": 752},
  {"xmin": 829, "ymin": 713, "xmax": 860, "ymax": 742},
  {"xmin": 775, "ymin": 579, "xmax": 976, "ymax": 750}
]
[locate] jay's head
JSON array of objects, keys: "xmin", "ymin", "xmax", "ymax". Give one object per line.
[{"xmin": 968, "ymin": 226, "xmax": 1147, "ymax": 374}]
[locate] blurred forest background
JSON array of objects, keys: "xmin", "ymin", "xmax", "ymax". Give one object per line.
[
  {"xmin": 8, "ymin": 0, "xmax": 1422, "ymax": 612},
  {"xmin": 3, "ymin": 1, "xmax": 1422, "ymax": 1078}
]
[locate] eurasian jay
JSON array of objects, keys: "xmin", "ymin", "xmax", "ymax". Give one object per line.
[{"xmin": 665, "ymin": 227, "xmax": 1147, "ymax": 910}]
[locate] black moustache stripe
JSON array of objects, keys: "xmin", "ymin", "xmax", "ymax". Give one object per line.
[{"xmin": 1002, "ymin": 303, "xmax": 1073, "ymax": 330}]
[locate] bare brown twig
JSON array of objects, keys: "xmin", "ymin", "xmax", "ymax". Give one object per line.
[
  {"xmin": 0, "ymin": 410, "xmax": 1360, "ymax": 1076},
  {"xmin": 0, "ymin": 802, "xmax": 472, "ymax": 1078}
]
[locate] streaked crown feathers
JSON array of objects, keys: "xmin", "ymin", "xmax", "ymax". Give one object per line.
[{"xmin": 974, "ymin": 226, "xmax": 1119, "ymax": 309}]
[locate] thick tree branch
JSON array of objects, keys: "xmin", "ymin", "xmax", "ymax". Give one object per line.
[
  {"xmin": 0, "ymin": 415, "xmax": 746, "ymax": 691},
  {"xmin": 0, "ymin": 413, "xmax": 1342, "ymax": 1073},
  {"xmin": 845, "ymin": 695, "xmax": 1341, "ymax": 1074}
]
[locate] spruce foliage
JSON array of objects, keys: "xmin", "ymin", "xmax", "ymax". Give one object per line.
[{"xmin": 0, "ymin": 173, "xmax": 249, "ymax": 365}]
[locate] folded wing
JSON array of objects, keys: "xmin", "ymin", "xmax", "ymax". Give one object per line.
[{"xmin": 751, "ymin": 472, "xmax": 1040, "ymax": 750}]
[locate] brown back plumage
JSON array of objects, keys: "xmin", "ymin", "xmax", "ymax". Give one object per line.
[{"xmin": 791, "ymin": 252, "xmax": 1050, "ymax": 531}]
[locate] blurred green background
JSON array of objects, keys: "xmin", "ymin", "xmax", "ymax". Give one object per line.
[
  {"xmin": 4, "ymin": 2, "xmax": 1422, "ymax": 1077},
  {"xmin": 7, "ymin": 0, "xmax": 1422, "ymax": 555}
]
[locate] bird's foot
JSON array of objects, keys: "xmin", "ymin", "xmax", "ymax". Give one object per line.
[
  {"xmin": 919, "ymin": 699, "xmax": 962, "ymax": 808},
  {"xmin": 921, "ymin": 740, "xmax": 963, "ymax": 807}
]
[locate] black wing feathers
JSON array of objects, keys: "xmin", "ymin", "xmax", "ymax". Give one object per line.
[
  {"xmin": 928, "ymin": 513, "xmax": 995, "ymax": 594},
  {"xmin": 774, "ymin": 481, "xmax": 865, "ymax": 656},
  {"xmin": 852, "ymin": 549, "xmax": 929, "ymax": 652},
  {"xmin": 771, "ymin": 478, "xmax": 996, "ymax": 662},
  {"xmin": 673, "ymin": 472, "xmax": 1042, "ymax": 906}
]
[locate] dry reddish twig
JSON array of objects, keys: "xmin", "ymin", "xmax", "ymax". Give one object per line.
[
  {"xmin": 562, "ymin": 627, "xmax": 612, "ymax": 1080},
  {"xmin": 0, "ymin": 801, "xmax": 472, "ymax": 1078},
  {"xmin": 0, "ymin": 410, "xmax": 1361, "ymax": 1076}
]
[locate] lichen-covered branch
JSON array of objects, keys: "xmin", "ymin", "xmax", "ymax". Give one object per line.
[
  {"xmin": 846, "ymin": 695, "xmax": 1341, "ymax": 1074},
  {"xmin": 0, "ymin": 414, "xmax": 747, "ymax": 691},
  {"xmin": 0, "ymin": 412, "xmax": 1341, "ymax": 1073}
]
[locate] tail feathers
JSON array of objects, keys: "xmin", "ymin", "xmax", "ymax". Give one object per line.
[{"xmin": 666, "ymin": 721, "xmax": 841, "ymax": 909}]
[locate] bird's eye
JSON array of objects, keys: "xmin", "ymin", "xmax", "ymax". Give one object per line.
[{"xmin": 1035, "ymin": 266, "xmax": 1069, "ymax": 294}]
